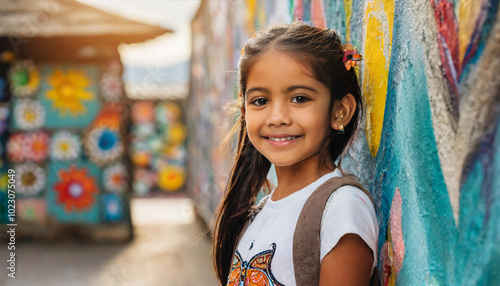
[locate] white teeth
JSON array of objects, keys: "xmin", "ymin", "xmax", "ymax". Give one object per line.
[{"xmin": 269, "ymin": 136, "xmax": 296, "ymax": 141}]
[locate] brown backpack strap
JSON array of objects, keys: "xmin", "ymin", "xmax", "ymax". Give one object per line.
[{"xmin": 293, "ymin": 176, "xmax": 372, "ymax": 286}]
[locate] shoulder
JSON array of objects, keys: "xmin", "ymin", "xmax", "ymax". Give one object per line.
[
  {"xmin": 324, "ymin": 185, "xmax": 374, "ymax": 212},
  {"xmin": 321, "ymin": 185, "xmax": 377, "ymax": 230},
  {"xmin": 320, "ymin": 185, "xmax": 379, "ymax": 266}
]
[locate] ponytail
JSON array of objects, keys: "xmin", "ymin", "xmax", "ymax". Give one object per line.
[{"xmin": 212, "ymin": 114, "xmax": 271, "ymax": 284}]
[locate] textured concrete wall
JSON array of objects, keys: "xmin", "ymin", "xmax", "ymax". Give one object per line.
[{"xmin": 187, "ymin": 0, "xmax": 500, "ymax": 284}]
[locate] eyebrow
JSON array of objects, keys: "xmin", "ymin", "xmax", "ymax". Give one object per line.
[{"xmin": 245, "ymin": 85, "xmax": 318, "ymax": 96}]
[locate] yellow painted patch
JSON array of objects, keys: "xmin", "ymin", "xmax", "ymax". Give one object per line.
[
  {"xmin": 256, "ymin": 0, "xmax": 267, "ymax": 28},
  {"xmin": 158, "ymin": 166, "xmax": 186, "ymax": 192},
  {"xmin": 27, "ymin": 68, "xmax": 40, "ymax": 91},
  {"xmin": 344, "ymin": 0, "xmax": 353, "ymax": 41},
  {"xmin": 46, "ymin": 69, "xmax": 93, "ymax": 117},
  {"xmin": 458, "ymin": 0, "xmax": 482, "ymax": 64},
  {"xmin": 246, "ymin": 0, "xmax": 257, "ymax": 33},
  {"xmin": 362, "ymin": 0, "xmax": 394, "ymax": 157}
]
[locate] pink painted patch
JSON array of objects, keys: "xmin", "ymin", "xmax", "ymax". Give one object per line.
[
  {"xmin": 18, "ymin": 199, "xmax": 47, "ymax": 224},
  {"xmin": 390, "ymin": 187, "xmax": 405, "ymax": 273},
  {"xmin": 293, "ymin": 0, "xmax": 304, "ymax": 21},
  {"xmin": 380, "ymin": 241, "xmax": 391, "ymax": 286},
  {"xmin": 311, "ymin": 0, "xmax": 326, "ymax": 28}
]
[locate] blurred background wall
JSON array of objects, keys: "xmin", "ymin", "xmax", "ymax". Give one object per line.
[
  {"xmin": 187, "ymin": 0, "xmax": 500, "ymax": 285},
  {"xmin": 0, "ymin": 0, "xmax": 187, "ymax": 242}
]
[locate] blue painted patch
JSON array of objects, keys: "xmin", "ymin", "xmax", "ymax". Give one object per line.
[
  {"xmin": 458, "ymin": 113, "xmax": 500, "ymax": 285},
  {"xmin": 102, "ymin": 193, "xmax": 124, "ymax": 222},
  {"xmin": 0, "ymin": 191, "xmax": 8, "ymax": 224},
  {"xmin": 0, "ymin": 77, "xmax": 7, "ymax": 101},
  {"xmin": 324, "ymin": 0, "xmax": 347, "ymax": 40},
  {"xmin": 98, "ymin": 129, "xmax": 118, "ymax": 151}
]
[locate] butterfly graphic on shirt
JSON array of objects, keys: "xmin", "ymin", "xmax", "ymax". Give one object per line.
[{"xmin": 228, "ymin": 243, "xmax": 285, "ymax": 286}]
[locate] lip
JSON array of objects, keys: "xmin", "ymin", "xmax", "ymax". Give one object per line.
[{"xmin": 262, "ymin": 134, "xmax": 302, "ymax": 147}]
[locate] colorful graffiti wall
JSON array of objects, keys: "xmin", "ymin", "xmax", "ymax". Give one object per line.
[
  {"xmin": 129, "ymin": 100, "xmax": 188, "ymax": 196},
  {"xmin": 187, "ymin": 0, "xmax": 500, "ymax": 284},
  {"xmin": 0, "ymin": 56, "xmax": 132, "ymax": 240}
]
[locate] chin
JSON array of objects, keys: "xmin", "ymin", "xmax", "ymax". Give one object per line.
[{"xmin": 268, "ymin": 159, "xmax": 297, "ymax": 167}]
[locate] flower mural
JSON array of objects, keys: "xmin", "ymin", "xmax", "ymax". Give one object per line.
[
  {"xmin": 132, "ymin": 101, "xmax": 155, "ymax": 123},
  {"xmin": 45, "ymin": 69, "xmax": 94, "ymax": 117},
  {"xmin": 53, "ymin": 165, "xmax": 98, "ymax": 213},
  {"xmin": 162, "ymin": 145, "xmax": 188, "ymax": 166},
  {"xmin": 8, "ymin": 60, "xmax": 40, "ymax": 97},
  {"xmin": 49, "ymin": 131, "xmax": 81, "ymax": 161},
  {"xmin": 131, "ymin": 150, "xmax": 152, "ymax": 167},
  {"xmin": 130, "ymin": 101, "xmax": 188, "ymax": 195},
  {"xmin": 1, "ymin": 0, "xmax": 163, "ymax": 240},
  {"xmin": 157, "ymin": 166, "xmax": 185, "ymax": 192},
  {"xmin": 164, "ymin": 122, "xmax": 187, "ymax": 147},
  {"xmin": 132, "ymin": 168, "xmax": 156, "ymax": 195},
  {"xmin": 131, "ymin": 123, "xmax": 155, "ymax": 138},
  {"xmin": 103, "ymin": 163, "xmax": 128, "ymax": 193},
  {"xmin": 6, "ymin": 133, "xmax": 26, "ymax": 162},
  {"xmin": 102, "ymin": 193, "xmax": 123, "ymax": 222},
  {"xmin": 84, "ymin": 127, "xmax": 123, "ymax": 166},
  {"xmin": 25, "ymin": 131, "xmax": 49, "ymax": 162},
  {"xmin": 156, "ymin": 101, "xmax": 183, "ymax": 125},
  {"xmin": 14, "ymin": 99, "xmax": 45, "ymax": 130},
  {"xmin": 7, "ymin": 132, "xmax": 49, "ymax": 162},
  {"xmin": 14, "ymin": 163, "xmax": 46, "ymax": 196},
  {"xmin": 90, "ymin": 102, "xmax": 123, "ymax": 130}
]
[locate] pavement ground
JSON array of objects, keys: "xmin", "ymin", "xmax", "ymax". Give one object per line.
[{"xmin": 0, "ymin": 196, "xmax": 219, "ymax": 286}]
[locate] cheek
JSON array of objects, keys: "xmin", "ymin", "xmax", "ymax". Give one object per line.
[
  {"xmin": 306, "ymin": 116, "xmax": 332, "ymax": 146},
  {"xmin": 245, "ymin": 113, "xmax": 260, "ymax": 140},
  {"xmin": 302, "ymin": 110, "xmax": 331, "ymax": 131}
]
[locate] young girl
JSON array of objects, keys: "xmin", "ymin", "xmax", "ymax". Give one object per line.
[{"xmin": 213, "ymin": 21, "xmax": 378, "ymax": 285}]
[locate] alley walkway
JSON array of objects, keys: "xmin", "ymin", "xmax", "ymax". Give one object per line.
[{"xmin": 0, "ymin": 196, "xmax": 219, "ymax": 286}]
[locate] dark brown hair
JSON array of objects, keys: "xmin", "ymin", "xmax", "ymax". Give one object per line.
[{"xmin": 212, "ymin": 21, "xmax": 362, "ymax": 285}]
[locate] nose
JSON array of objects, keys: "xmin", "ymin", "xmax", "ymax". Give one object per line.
[{"xmin": 266, "ymin": 100, "xmax": 292, "ymax": 127}]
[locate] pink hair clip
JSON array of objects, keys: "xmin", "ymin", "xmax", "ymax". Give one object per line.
[{"xmin": 342, "ymin": 44, "xmax": 363, "ymax": 71}]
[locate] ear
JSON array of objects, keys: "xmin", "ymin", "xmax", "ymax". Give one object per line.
[
  {"xmin": 241, "ymin": 106, "xmax": 246, "ymax": 116},
  {"xmin": 331, "ymin": 93, "xmax": 357, "ymax": 131}
]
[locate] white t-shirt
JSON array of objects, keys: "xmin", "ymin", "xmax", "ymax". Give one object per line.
[{"xmin": 227, "ymin": 169, "xmax": 378, "ymax": 286}]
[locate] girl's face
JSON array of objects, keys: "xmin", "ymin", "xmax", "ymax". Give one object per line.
[{"xmin": 244, "ymin": 51, "xmax": 333, "ymax": 168}]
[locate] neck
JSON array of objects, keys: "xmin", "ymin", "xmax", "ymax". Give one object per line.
[{"xmin": 272, "ymin": 155, "xmax": 335, "ymax": 201}]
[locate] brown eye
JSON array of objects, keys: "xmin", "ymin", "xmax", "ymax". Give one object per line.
[
  {"xmin": 291, "ymin": 95, "xmax": 309, "ymax": 103},
  {"xmin": 251, "ymin": 98, "xmax": 268, "ymax": 106}
]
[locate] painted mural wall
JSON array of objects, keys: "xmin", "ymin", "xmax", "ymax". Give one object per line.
[
  {"xmin": 0, "ymin": 55, "xmax": 132, "ymax": 241},
  {"xmin": 129, "ymin": 100, "xmax": 188, "ymax": 196},
  {"xmin": 187, "ymin": 0, "xmax": 500, "ymax": 285}
]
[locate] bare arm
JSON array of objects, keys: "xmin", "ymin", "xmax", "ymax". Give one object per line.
[{"xmin": 319, "ymin": 233, "xmax": 374, "ymax": 286}]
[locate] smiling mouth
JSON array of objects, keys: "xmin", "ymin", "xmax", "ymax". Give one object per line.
[{"xmin": 267, "ymin": 136, "xmax": 298, "ymax": 141}]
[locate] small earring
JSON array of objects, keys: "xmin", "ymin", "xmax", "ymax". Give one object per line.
[
  {"xmin": 337, "ymin": 114, "xmax": 344, "ymax": 120},
  {"xmin": 339, "ymin": 124, "xmax": 345, "ymax": 134}
]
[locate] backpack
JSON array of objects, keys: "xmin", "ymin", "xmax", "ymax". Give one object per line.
[{"xmin": 238, "ymin": 176, "xmax": 380, "ymax": 286}]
